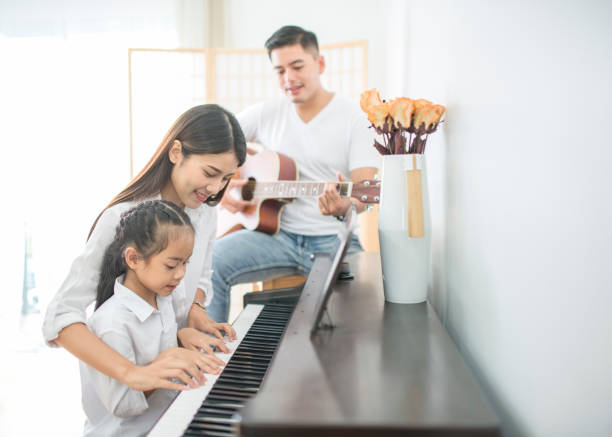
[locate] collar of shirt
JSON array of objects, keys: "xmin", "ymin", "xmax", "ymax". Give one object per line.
[{"xmin": 113, "ymin": 277, "xmax": 174, "ymax": 331}]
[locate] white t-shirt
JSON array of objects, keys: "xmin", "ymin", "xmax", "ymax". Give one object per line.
[
  {"xmin": 42, "ymin": 194, "xmax": 216, "ymax": 346},
  {"xmin": 237, "ymin": 94, "xmax": 379, "ymax": 236},
  {"xmin": 80, "ymin": 277, "xmax": 178, "ymax": 437}
]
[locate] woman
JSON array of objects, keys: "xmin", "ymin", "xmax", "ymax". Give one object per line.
[{"xmin": 43, "ymin": 104, "xmax": 246, "ymax": 392}]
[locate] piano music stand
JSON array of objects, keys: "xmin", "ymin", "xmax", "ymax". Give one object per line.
[{"xmin": 310, "ymin": 213, "xmax": 353, "ymax": 335}]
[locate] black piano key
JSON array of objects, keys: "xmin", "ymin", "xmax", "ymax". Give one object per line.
[
  {"xmin": 207, "ymin": 389, "xmax": 252, "ymax": 399},
  {"xmin": 219, "ymin": 372, "xmax": 262, "ymax": 382},
  {"xmin": 189, "ymin": 422, "xmax": 232, "ymax": 431},
  {"xmin": 212, "ymin": 383, "xmax": 259, "ymax": 394},
  {"xmin": 198, "ymin": 403, "xmax": 241, "ymax": 412},
  {"xmin": 217, "ymin": 376, "xmax": 259, "ymax": 388},
  {"xmin": 206, "ymin": 394, "xmax": 250, "ymax": 403},
  {"xmin": 225, "ymin": 361, "xmax": 268, "ymax": 370},
  {"xmin": 200, "ymin": 401, "xmax": 243, "ymax": 409},
  {"xmin": 194, "ymin": 409, "xmax": 234, "ymax": 419},
  {"xmin": 224, "ymin": 362, "xmax": 267, "ymax": 371},
  {"xmin": 184, "ymin": 431, "xmax": 234, "ymax": 437},
  {"xmin": 238, "ymin": 340, "xmax": 278, "ymax": 349},
  {"xmin": 225, "ymin": 366, "xmax": 265, "ymax": 379}
]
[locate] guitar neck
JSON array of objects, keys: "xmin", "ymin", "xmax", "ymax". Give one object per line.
[{"xmin": 251, "ymin": 181, "xmax": 353, "ymax": 199}]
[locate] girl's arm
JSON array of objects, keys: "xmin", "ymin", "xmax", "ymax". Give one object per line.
[{"xmin": 58, "ymin": 322, "xmax": 221, "ymax": 391}]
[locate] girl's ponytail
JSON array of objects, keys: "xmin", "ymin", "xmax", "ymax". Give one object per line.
[{"xmin": 95, "ymin": 239, "xmax": 126, "ymax": 310}]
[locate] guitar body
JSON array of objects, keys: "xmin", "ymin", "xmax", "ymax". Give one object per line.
[{"xmin": 217, "ymin": 150, "xmax": 298, "ymax": 237}]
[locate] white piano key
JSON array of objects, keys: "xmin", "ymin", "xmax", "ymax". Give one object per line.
[{"xmin": 148, "ymin": 304, "xmax": 264, "ymax": 437}]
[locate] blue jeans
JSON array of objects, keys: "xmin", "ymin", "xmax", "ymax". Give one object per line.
[{"xmin": 208, "ymin": 229, "xmax": 363, "ymax": 322}]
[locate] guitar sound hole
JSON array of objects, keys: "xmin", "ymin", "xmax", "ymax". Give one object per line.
[{"xmin": 242, "ymin": 177, "xmax": 256, "ymax": 201}]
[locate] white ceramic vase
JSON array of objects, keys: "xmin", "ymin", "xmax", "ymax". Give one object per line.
[{"xmin": 378, "ymin": 154, "xmax": 431, "ymax": 304}]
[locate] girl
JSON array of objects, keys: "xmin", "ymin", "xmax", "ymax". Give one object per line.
[
  {"xmin": 43, "ymin": 104, "xmax": 246, "ymax": 392},
  {"xmin": 81, "ymin": 200, "xmax": 204, "ymax": 436}
]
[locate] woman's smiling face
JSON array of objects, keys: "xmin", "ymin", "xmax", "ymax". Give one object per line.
[{"xmin": 165, "ymin": 141, "xmax": 238, "ymax": 209}]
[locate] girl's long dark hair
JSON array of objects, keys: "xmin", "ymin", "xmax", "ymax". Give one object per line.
[
  {"xmin": 89, "ymin": 104, "xmax": 246, "ymax": 239},
  {"xmin": 96, "ymin": 200, "xmax": 194, "ymax": 310}
]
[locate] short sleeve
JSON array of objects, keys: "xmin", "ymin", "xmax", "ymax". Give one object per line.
[
  {"xmin": 237, "ymin": 102, "xmax": 264, "ymax": 143},
  {"xmin": 196, "ymin": 207, "xmax": 217, "ymax": 307},
  {"xmin": 348, "ymin": 108, "xmax": 380, "ymax": 172}
]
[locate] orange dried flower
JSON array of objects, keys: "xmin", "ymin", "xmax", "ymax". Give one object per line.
[
  {"xmin": 367, "ymin": 102, "xmax": 390, "ymax": 130},
  {"xmin": 413, "ymin": 103, "xmax": 446, "ymax": 132},
  {"xmin": 388, "ymin": 97, "xmax": 414, "ymax": 129},
  {"xmin": 360, "ymin": 89, "xmax": 382, "ymax": 112}
]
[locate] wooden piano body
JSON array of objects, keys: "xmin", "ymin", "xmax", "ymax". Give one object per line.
[{"xmin": 149, "ymin": 252, "xmax": 500, "ymax": 436}]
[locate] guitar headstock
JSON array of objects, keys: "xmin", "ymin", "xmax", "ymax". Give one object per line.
[{"xmin": 351, "ymin": 180, "xmax": 380, "ymax": 204}]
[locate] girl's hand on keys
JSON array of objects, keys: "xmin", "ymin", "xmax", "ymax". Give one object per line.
[
  {"xmin": 179, "ymin": 327, "xmax": 231, "ymax": 355},
  {"xmin": 123, "ymin": 347, "xmax": 223, "ymax": 391}
]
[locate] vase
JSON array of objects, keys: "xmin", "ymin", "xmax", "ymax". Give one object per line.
[{"xmin": 378, "ymin": 154, "xmax": 431, "ymax": 304}]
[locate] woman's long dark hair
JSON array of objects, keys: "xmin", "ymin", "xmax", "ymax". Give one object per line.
[
  {"xmin": 95, "ymin": 200, "xmax": 194, "ymax": 310},
  {"xmin": 89, "ymin": 104, "xmax": 246, "ymax": 239}
]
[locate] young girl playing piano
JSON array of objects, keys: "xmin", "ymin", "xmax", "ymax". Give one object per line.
[
  {"xmin": 81, "ymin": 200, "xmax": 208, "ymax": 436},
  {"xmin": 43, "ymin": 104, "xmax": 246, "ymax": 393}
]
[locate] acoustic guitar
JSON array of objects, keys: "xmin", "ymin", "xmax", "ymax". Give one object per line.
[{"xmin": 217, "ymin": 149, "xmax": 380, "ymax": 237}]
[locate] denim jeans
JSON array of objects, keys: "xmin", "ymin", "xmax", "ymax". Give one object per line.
[{"xmin": 208, "ymin": 229, "xmax": 363, "ymax": 322}]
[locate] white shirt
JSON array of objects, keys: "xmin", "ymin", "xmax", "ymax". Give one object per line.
[
  {"xmin": 80, "ymin": 277, "xmax": 179, "ymax": 437},
  {"xmin": 238, "ymin": 94, "xmax": 379, "ymax": 236},
  {"xmin": 42, "ymin": 194, "xmax": 217, "ymax": 346}
]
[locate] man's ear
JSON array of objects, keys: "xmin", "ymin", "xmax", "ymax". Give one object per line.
[
  {"xmin": 168, "ymin": 140, "xmax": 182, "ymax": 165},
  {"xmin": 317, "ymin": 55, "xmax": 326, "ymax": 75},
  {"xmin": 124, "ymin": 246, "xmax": 142, "ymax": 270}
]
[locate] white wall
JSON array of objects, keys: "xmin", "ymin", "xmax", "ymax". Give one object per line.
[
  {"xmin": 394, "ymin": 1, "xmax": 612, "ymax": 436},
  {"xmin": 224, "ymin": 1, "xmax": 612, "ymax": 434}
]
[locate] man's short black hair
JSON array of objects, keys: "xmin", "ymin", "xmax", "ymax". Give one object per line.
[{"xmin": 264, "ymin": 25, "xmax": 319, "ymax": 58}]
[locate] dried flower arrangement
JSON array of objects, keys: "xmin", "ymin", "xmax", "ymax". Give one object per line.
[{"xmin": 360, "ymin": 89, "xmax": 446, "ymax": 155}]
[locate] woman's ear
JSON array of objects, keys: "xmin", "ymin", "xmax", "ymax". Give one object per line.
[
  {"xmin": 168, "ymin": 140, "xmax": 183, "ymax": 165},
  {"xmin": 124, "ymin": 246, "xmax": 142, "ymax": 270}
]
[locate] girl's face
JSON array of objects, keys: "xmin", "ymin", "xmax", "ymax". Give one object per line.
[
  {"xmin": 129, "ymin": 229, "xmax": 195, "ymax": 302},
  {"xmin": 166, "ymin": 142, "xmax": 239, "ymax": 209}
]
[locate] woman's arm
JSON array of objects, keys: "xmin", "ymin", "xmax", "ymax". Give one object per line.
[
  {"xmin": 57, "ymin": 322, "xmax": 221, "ymax": 391},
  {"xmin": 188, "ymin": 207, "xmax": 237, "ymax": 341},
  {"xmin": 188, "ymin": 289, "xmax": 237, "ymax": 342}
]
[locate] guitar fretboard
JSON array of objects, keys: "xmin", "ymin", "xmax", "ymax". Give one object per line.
[{"xmin": 249, "ymin": 181, "xmax": 352, "ymax": 199}]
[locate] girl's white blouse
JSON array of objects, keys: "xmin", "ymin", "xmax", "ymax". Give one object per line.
[
  {"xmin": 80, "ymin": 277, "xmax": 179, "ymax": 436},
  {"xmin": 42, "ymin": 195, "xmax": 217, "ymax": 346}
]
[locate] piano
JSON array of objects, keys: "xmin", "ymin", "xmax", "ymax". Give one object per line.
[{"xmin": 149, "ymin": 252, "xmax": 500, "ymax": 436}]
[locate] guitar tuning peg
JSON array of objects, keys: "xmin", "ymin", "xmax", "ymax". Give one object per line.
[
  {"xmin": 365, "ymin": 204, "xmax": 373, "ymax": 212},
  {"xmin": 363, "ymin": 180, "xmax": 370, "ymax": 186},
  {"xmin": 374, "ymin": 196, "xmax": 380, "ymax": 202},
  {"xmin": 361, "ymin": 195, "xmax": 368, "ymax": 202}
]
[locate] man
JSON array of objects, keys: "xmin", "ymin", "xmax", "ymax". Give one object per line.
[{"xmin": 208, "ymin": 25, "xmax": 379, "ymax": 322}]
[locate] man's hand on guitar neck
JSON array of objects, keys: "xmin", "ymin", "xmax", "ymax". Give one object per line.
[
  {"xmin": 220, "ymin": 177, "xmax": 252, "ymax": 213},
  {"xmin": 318, "ymin": 172, "xmax": 353, "ymax": 218}
]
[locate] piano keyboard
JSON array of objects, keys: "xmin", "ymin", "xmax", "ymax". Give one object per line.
[{"xmin": 148, "ymin": 301, "xmax": 295, "ymax": 437}]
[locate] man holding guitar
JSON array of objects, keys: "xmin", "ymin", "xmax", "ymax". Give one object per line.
[{"xmin": 207, "ymin": 25, "xmax": 379, "ymax": 323}]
